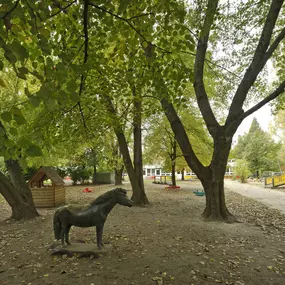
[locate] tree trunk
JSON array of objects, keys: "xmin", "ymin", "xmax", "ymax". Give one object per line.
[
  {"xmin": 92, "ymin": 164, "xmax": 97, "ymax": 185},
  {"xmin": 171, "ymin": 140, "xmax": 177, "ymax": 186},
  {"xmin": 0, "ymin": 171, "xmax": 39, "ymax": 220},
  {"xmin": 161, "ymin": 98, "xmax": 236, "ymax": 222},
  {"xmin": 133, "ymin": 92, "xmax": 148, "ymax": 204},
  {"xmin": 200, "ymin": 135, "xmax": 237, "ymax": 222},
  {"xmin": 115, "ymin": 166, "xmax": 123, "ymax": 185},
  {"xmin": 201, "ymin": 178, "xmax": 235, "ymax": 222},
  {"xmin": 171, "ymin": 162, "xmax": 176, "ymax": 186},
  {"xmin": 116, "ymin": 131, "xmax": 149, "ymax": 205},
  {"xmin": 181, "ymin": 168, "xmax": 185, "ymax": 181},
  {"xmin": 5, "ymin": 158, "xmax": 39, "ymax": 216},
  {"xmin": 102, "ymin": 96, "xmax": 149, "ymax": 205}
]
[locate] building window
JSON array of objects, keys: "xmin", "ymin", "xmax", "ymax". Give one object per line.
[
  {"xmin": 147, "ymin": 169, "xmax": 150, "ymax": 176},
  {"xmin": 156, "ymin": 169, "xmax": 161, "ymax": 175},
  {"xmin": 143, "ymin": 170, "xmax": 146, "ymax": 175}
]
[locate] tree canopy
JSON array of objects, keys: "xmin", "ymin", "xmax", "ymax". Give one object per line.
[{"xmin": 0, "ymin": 0, "xmax": 285, "ymax": 221}]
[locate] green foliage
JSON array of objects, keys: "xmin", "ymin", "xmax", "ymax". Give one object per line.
[
  {"xmin": 232, "ymin": 118, "xmax": 281, "ymax": 177},
  {"xmin": 68, "ymin": 166, "xmax": 92, "ymax": 185},
  {"xmin": 234, "ymin": 159, "xmax": 250, "ymax": 183},
  {"xmin": 0, "ymin": 0, "xmax": 284, "ymax": 181}
]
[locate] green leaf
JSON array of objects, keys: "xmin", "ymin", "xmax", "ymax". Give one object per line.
[
  {"xmin": 29, "ymin": 96, "xmax": 41, "ymax": 107},
  {"xmin": 13, "ymin": 114, "xmax": 26, "ymax": 125},
  {"xmin": 18, "ymin": 66, "xmax": 29, "ymax": 79},
  {"xmin": 19, "ymin": 66, "xmax": 29, "ymax": 75},
  {"xmin": 18, "ymin": 137, "xmax": 30, "ymax": 147},
  {"xmin": 10, "ymin": 40, "xmax": 29, "ymax": 61},
  {"xmin": 1, "ymin": 111, "xmax": 12, "ymax": 122},
  {"xmin": 0, "ymin": 78, "xmax": 6, "ymax": 88},
  {"xmin": 4, "ymin": 139, "xmax": 14, "ymax": 147},
  {"xmin": 4, "ymin": 49, "xmax": 17, "ymax": 64},
  {"xmin": 67, "ymin": 81, "xmax": 77, "ymax": 92},
  {"xmin": 38, "ymin": 86, "xmax": 49, "ymax": 98},
  {"xmin": 9, "ymin": 127, "xmax": 18, "ymax": 136},
  {"xmin": 118, "ymin": 0, "xmax": 132, "ymax": 14},
  {"xmin": 69, "ymin": 92, "xmax": 80, "ymax": 102},
  {"xmin": 0, "ymin": 60, "xmax": 4, "ymax": 70},
  {"xmin": 25, "ymin": 144, "xmax": 43, "ymax": 157}
]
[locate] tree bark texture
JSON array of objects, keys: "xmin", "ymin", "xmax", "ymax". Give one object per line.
[
  {"xmin": 181, "ymin": 168, "xmax": 185, "ymax": 181},
  {"xmin": 133, "ymin": 93, "xmax": 148, "ymax": 204},
  {"xmin": 5, "ymin": 159, "xmax": 38, "ymax": 210},
  {"xmin": 92, "ymin": 164, "xmax": 97, "ymax": 184},
  {"xmin": 171, "ymin": 140, "xmax": 177, "ymax": 186},
  {"xmin": 114, "ymin": 166, "xmax": 123, "ymax": 185},
  {"xmin": 0, "ymin": 171, "xmax": 39, "ymax": 220}
]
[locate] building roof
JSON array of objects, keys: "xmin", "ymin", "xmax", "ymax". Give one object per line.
[{"xmin": 28, "ymin": 166, "xmax": 64, "ymax": 186}]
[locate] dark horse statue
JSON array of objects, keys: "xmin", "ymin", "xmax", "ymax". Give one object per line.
[{"xmin": 53, "ymin": 188, "xmax": 133, "ymax": 249}]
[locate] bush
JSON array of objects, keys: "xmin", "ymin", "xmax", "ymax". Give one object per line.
[
  {"xmin": 68, "ymin": 166, "xmax": 92, "ymax": 184},
  {"xmin": 234, "ymin": 159, "xmax": 250, "ymax": 183}
]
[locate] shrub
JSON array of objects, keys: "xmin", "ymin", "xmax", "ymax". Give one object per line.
[{"xmin": 234, "ymin": 159, "xmax": 250, "ymax": 183}]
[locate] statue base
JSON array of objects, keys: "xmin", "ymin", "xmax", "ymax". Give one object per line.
[{"xmin": 49, "ymin": 242, "xmax": 111, "ymax": 258}]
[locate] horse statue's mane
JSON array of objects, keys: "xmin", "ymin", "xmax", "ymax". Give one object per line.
[{"xmin": 90, "ymin": 188, "xmax": 127, "ymax": 205}]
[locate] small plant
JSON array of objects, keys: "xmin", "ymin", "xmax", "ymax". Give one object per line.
[{"xmin": 234, "ymin": 159, "xmax": 250, "ymax": 183}]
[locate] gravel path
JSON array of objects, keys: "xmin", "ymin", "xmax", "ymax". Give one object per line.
[{"xmin": 224, "ymin": 179, "xmax": 285, "ymax": 214}]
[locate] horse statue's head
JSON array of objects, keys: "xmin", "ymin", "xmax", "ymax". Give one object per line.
[{"xmin": 91, "ymin": 188, "xmax": 133, "ymax": 207}]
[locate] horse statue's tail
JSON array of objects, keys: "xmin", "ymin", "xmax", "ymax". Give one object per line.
[{"xmin": 53, "ymin": 208, "xmax": 62, "ymax": 240}]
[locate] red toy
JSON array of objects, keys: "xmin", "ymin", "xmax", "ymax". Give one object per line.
[{"xmin": 83, "ymin": 187, "xmax": 92, "ymax": 193}]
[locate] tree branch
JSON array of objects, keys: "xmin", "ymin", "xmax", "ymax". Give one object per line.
[
  {"xmin": 49, "ymin": 0, "xmax": 77, "ymax": 18},
  {"xmin": 240, "ymin": 80, "xmax": 285, "ymax": 121},
  {"xmin": 193, "ymin": 0, "xmax": 220, "ymax": 137},
  {"xmin": 83, "ymin": 0, "xmax": 89, "ymax": 63},
  {"xmin": 127, "ymin": 12, "xmax": 154, "ymax": 21},
  {"xmin": 227, "ymin": 80, "xmax": 285, "ymax": 136},
  {"xmin": 160, "ymin": 98, "xmax": 209, "ymax": 179},
  {"xmin": 77, "ymin": 0, "xmax": 89, "ymax": 131},
  {"xmin": 0, "ymin": 0, "xmax": 20, "ymax": 19},
  {"xmin": 264, "ymin": 25, "xmax": 285, "ymax": 61},
  {"xmin": 226, "ymin": 0, "xmax": 284, "ymax": 124}
]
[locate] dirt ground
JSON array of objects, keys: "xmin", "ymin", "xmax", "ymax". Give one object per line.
[{"xmin": 1, "ymin": 181, "xmax": 285, "ymax": 285}]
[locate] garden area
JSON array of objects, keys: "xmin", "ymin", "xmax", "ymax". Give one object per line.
[{"xmin": 1, "ymin": 181, "xmax": 285, "ymax": 285}]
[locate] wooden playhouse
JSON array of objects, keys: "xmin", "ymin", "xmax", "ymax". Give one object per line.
[{"xmin": 28, "ymin": 166, "xmax": 66, "ymax": 208}]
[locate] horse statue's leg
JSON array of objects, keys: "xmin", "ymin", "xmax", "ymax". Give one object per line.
[
  {"xmin": 60, "ymin": 226, "xmax": 65, "ymax": 246},
  {"xmin": 65, "ymin": 225, "xmax": 72, "ymax": 245},
  {"xmin": 96, "ymin": 224, "xmax": 104, "ymax": 249}
]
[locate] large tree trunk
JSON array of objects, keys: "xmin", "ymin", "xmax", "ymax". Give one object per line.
[
  {"xmin": 161, "ymin": 98, "xmax": 236, "ymax": 222},
  {"xmin": 0, "ymin": 171, "xmax": 39, "ymax": 220},
  {"xmin": 115, "ymin": 166, "xmax": 123, "ymax": 185},
  {"xmin": 133, "ymin": 92, "xmax": 148, "ymax": 204},
  {"xmin": 200, "ymin": 135, "xmax": 236, "ymax": 222},
  {"xmin": 5, "ymin": 159, "xmax": 37, "ymax": 209},
  {"xmin": 200, "ymin": 178, "xmax": 234, "ymax": 222}
]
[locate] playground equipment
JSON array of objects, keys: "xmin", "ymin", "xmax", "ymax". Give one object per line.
[
  {"xmin": 193, "ymin": 190, "xmax": 205, "ymax": 196},
  {"xmin": 264, "ymin": 173, "xmax": 285, "ymax": 188},
  {"xmin": 153, "ymin": 175, "xmax": 172, "ymax": 185}
]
